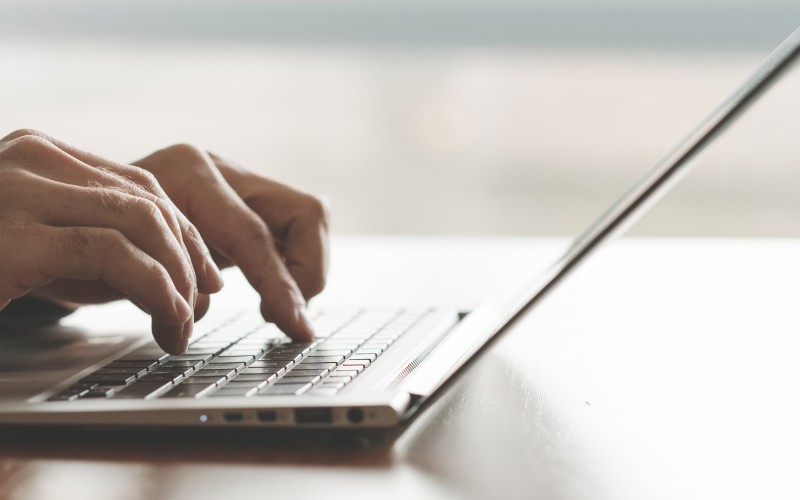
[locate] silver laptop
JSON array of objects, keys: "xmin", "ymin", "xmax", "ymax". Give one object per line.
[{"xmin": 0, "ymin": 27, "xmax": 798, "ymax": 429}]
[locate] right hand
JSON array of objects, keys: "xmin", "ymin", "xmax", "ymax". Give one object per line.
[{"xmin": 0, "ymin": 129, "xmax": 224, "ymax": 354}]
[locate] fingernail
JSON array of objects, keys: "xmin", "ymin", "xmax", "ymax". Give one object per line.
[
  {"xmin": 204, "ymin": 258, "xmax": 225, "ymax": 292},
  {"xmin": 174, "ymin": 296, "xmax": 193, "ymax": 323},
  {"xmin": 174, "ymin": 337, "xmax": 189, "ymax": 354},
  {"xmin": 181, "ymin": 318, "xmax": 194, "ymax": 339},
  {"xmin": 297, "ymin": 306, "xmax": 315, "ymax": 341}
]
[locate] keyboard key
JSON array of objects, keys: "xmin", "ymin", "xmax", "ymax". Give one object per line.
[
  {"xmin": 350, "ymin": 353, "xmax": 378, "ymax": 362},
  {"xmin": 270, "ymin": 343, "xmax": 314, "ymax": 353},
  {"xmin": 120, "ymin": 345, "xmax": 170, "ymax": 363},
  {"xmin": 151, "ymin": 366, "xmax": 194, "ymax": 377},
  {"xmin": 249, "ymin": 360, "xmax": 287, "ymax": 369},
  {"xmin": 214, "ymin": 355, "xmax": 255, "ymax": 363},
  {"xmin": 50, "ymin": 392, "xmax": 82, "ymax": 402},
  {"xmin": 256, "ymin": 383, "xmax": 311, "ymax": 396},
  {"xmin": 281, "ymin": 369, "xmax": 327, "ymax": 378},
  {"xmin": 342, "ymin": 363, "xmax": 367, "ymax": 373},
  {"xmin": 305, "ymin": 387, "xmax": 340, "ymax": 396},
  {"xmin": 303, "ymin": 355, "xmax": 345, "ymax": 365},
  {"xmin": 331, "ymin": 369, "xmax": 359, "ymax": 378},
  {"xmin": 360, "ymin": 343, "xmax": 389, "ymax": 351},
  {"xmin": 82, "ymin": 386, "xmax": 119, "ymax": 398},
  {"xmin": 194, "ymin": 368, "xmax": 237, "ymax": 379},
  {"xmin": 105, "ymin": 360, "xmax": 158, "ymax": 370},
  {"xmin": 261, "ymin": 352, "xmax": 304, "ymax": 363},
  {"xmin": 228, "ymin": 374, "xmax": 274, "ymax": 383},
  {"xmin": 160, "ymin": 383, "xmax": 216, "ymax": 398},
  {"xmin": 277, "ymin": 374, "xmax": 322, "ymax": 385},
  {"xmin": 294, "ymin": 362, "xmax": 337, "ymax": 371},
  {"xmin": 93, "ymin": 367, "xmax": 148, "ymax": 378},
  {"xmin": 163, "ymin": 360, "xmax": 205, "ymax": 369},
  {"xmin": 181, "ymin": 376, "xmax": 225, "ymax": 386},
  {"xmin": 309, "ymin": 349, "xmax": 352, "ymax": 357},
  {"xmin": 49, "ymin": 382, "xmax": 98, "ymax": 401},
  {"xmin": 209, "ymin": 382, "xmax": 258, "ymax": 397},
  {"xmin": 81, "ymin": 373, "xmax": 137, "ymax": 386},
  {"xmin": 204, "ymin": 362, "xmax": 246, "ymax": 371},
  {"xmin": 170, "ymin": 353, "xmax": 214, "ymax": 362},
  {"xmin": 241, "ymin": 367, "xmax": 282, "ymax": 375},
  {"xmin": 320, "ymin": 381, "xmax": 346, "ymax": 390},
  {"xmin": 184, "ymin": 347, "xmax": 224, "ymax": 355},
  {"xmin": 114, "ymin": 381, "xmax": 173, "ymax": 399},
  {"xmin": 355, "ymin": 348, "xmax": 384, "ymax": 355},
  {"xmin": 207, "ymin": 387, "xmax": 255, "ymax": 397},
  {"xmin": 325, "ymin": 375, "xmax": 352, "ymax": 384},
  {"xmin": 139, "ymin": 372, "xmax": 185, "ymax": 382}
]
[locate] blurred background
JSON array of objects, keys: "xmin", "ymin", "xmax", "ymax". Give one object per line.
[{"xmin": 1, "ymin": 0, "xmax": 799, "ymax": 237}]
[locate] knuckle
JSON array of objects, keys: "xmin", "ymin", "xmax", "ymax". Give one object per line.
[
  {"xmin": 60, "ymin": 227, "xmax": 94, "ymax": 260},
  {"xmin": 90, "ymin": 228, "xmax": 129, "ymax": 257},
  {"xmin": 300, "ymin": 193, "xmax": 330, "ymax": 226},
  {"xmin": 184, "ymin": 221, "xmax": 206, "ymax": 250},
  {"xmin": 219, "ymin": 218, "xmax": 271, "ymax": 260},
  {"xmin": 243, "ymin": 219, "xmax": 273, "ymax": 246},
  {"xmin": 1, "ymin": 134, "xmax": 54, "ymax": 160},
  {"xmin": 0, "ymin": 165, "xmax": 31, "ymax": 192},
  {"xmin": 152, "ymin": 198, "xmax": 182, "ymax": 231},
  {"xmin": 164, "ymin": 143, "xmax": 206, "ymax": 164},
  {"xmin": 131, "ymin": 196, "xmax": 163, "ymax": 226},
  {"xmin": 255, "ymin": 272, "xmax": 296, "ymax": 305},
  {"xmin": 159, "ymin": 143, "xmax": 218, "ymax": 178},
  {"xmin": 118, "ymin": 166, "xmax": 161, "ymax": 193},
  {"xmin": 1, "ymin": 128, "xmax": 45, "ymax": 143},
  {"xmin": 94, "ymin": 189, "xmax": 129, "ymax": 217},
  {"xmin": 133, "ymin": 169, "xmax": 161, "ymax": 192},
  {"xmin": 305, "ymin": 273, "xmax": 326, "ymax": 298}
]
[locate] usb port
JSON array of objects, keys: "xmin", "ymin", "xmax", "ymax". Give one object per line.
[
  {"xmin": 295, "ymin": 408, "xmax": 333, "ymax": 424},
  {"xmin": 224, "ymin": 412, "xmax": 243, "ymax": 422},
  {"xmin": 257, "ymin": 411, "xmax": 277, "ymax": 422}
]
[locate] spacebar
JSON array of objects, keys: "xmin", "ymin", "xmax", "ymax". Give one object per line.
[{"xmin": 113, "ymin": 381, "xmax": 173, "ymax": 399}]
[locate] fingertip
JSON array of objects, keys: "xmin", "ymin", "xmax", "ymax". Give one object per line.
[
  {"xmin": 152, "ymin": 320, "xmax": 187, "ymax": 355},
  {"xmin": 194, "ymin": 293, "xmax": 211, "ymax": 321},
  {"xmin": 181, "ymin": 318, "xmax": 194, "ymax": 340},
  {"xmin": 201, "ymin": 258, "xmax": 225, "ymax": 293},
  {"xmin": 260, "ymin": 301, "xmax": 315, "ymax": 343},
  {"xmin": 296, "ymin": 306, "xmax": 316, "ymax": 342},
  {"xmin": 173, "ymin": 295, "xmax": 193, "ymax": 324}
]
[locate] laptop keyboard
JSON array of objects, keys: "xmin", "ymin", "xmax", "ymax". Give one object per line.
[{"xmin": 49, "ymin": 307, "xmax": 428, "ymax": 401}]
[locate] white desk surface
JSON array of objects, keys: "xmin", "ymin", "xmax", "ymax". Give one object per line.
[{"xmin": 7, "ymin": 236, "xmax": 800, "ymax": 500}]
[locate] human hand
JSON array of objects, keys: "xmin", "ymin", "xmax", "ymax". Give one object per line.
[
  {"xmin": 133, "ymin": 144, "xmax": 329, "ymax": 345},
  {"xmin": 0, "ymin": 129, "xmax": 224, "ymax": 353}
]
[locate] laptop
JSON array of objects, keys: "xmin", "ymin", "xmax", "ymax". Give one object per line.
[{"xmin": 0, "ymin": 27, "xmax": 798, "ymax": 429}]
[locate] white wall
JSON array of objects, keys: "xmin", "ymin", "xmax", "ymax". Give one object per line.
[{"xmin": 1, "ymin": 2, "xmax": 799, "ymax": 236}]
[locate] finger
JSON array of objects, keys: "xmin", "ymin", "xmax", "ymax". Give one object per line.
[
  {"xmin": 194, "ymin": 293, "xmax": 211, "ymax": 321},
  {"xmin": 3, "ymin": 135, "xmax": 206, "ymax": 307},
  {"xmin": 8, "ymin": 131, "xmax": 223, "ymax": 297},
  {"xmin": 209, "ymin": 248, "xmax": 235, "ymax": 270},
  {"xmin": 29, "ymin": 226, "xmax": 192, "ymax": 353},
  {"xmin": 244, "ymin": 189, "xmax": 329, "ymax": 300},
  {"xmin": 208, "ymin": 153, "xmax": 329, "ymax": 299},
  {"xmin": 89, "ymin": 161, "xmax": 225, "ymax": 297},
  {"xmin": 164, "ymin": 154, "xmax": 315, "ymax": 341},
  {"xmin": 8, "ymin": 157, "xmax": 197, "ymax": 327},
  {"xmin": 28, "ymin": 180, "xmax": 198, "ymax": 318},
  {"xmin": 213, "ymin": 212, "xmax": 315, "ymax": 342}
]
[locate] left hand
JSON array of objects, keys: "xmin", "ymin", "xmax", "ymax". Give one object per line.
[{"xmin": 133, "ymin": 144, "xmax": 330, "ymax": 344}]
